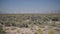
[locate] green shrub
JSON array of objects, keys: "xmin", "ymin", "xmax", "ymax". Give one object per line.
[
  {"xmin": 48, "ymin": 29, "xmax": 54, "ymax": 34},
  {"xmin": 0, "ymin": 25, "xmax": 6, "ymax": 34},
  {"xmin": 34, "ymin": 32, "xmax": 38, "ymax": 34},
  {"xmin": 37, "ymin": 28, "xmax": 43, "ymax": 34}
]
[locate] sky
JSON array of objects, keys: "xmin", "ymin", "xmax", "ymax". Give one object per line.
[{"xmin": 0, "ymin": 0, "xmax": 60, "ymax": 14}]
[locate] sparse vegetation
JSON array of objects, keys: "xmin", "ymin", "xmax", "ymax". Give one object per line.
[{"xmin": 0, "ymin": 14, "xmax": 60, "ymax": 34}]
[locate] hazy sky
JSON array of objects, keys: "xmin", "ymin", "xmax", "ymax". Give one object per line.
[{"xmin": 0, "ymin": 0, "xmax": 60, "ymax": 14}]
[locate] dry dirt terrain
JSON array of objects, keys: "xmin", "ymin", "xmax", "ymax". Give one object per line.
[{"xmin": 4, "ymin": 25, "xmax": 60, "ymax": 34}]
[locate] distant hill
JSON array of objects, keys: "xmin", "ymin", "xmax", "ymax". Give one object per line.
[{"xmin": 0, "ymin": 10, "xmax": 60, "ymax": 14}]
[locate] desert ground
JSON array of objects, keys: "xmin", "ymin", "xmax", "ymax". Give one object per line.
[{"xmin": 0, "ymin": 14, "xmax": 60, "ymax": 34}]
